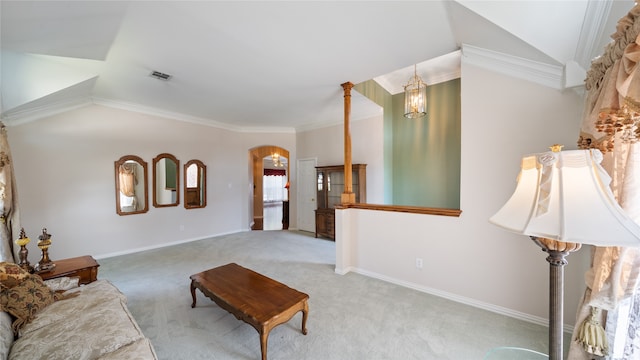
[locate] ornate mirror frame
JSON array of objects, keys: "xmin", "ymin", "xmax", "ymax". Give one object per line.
[
  {"xmin": 114, "ymin": 155, "xmax": 149, "ymax": 216},
  {"xmin": 153, "ymin": 153, "xmax": 180, "ymax": 208},
  {"xmin": 184, "ymin": 159, "xmax": 206, "ymax": 209}
]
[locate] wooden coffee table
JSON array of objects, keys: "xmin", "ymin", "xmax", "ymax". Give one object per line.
[{"xmin": 190, "ymin": 263, "xmax": 309, "ymax": 360}]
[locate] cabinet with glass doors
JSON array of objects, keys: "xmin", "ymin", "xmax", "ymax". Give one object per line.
[{"xmin": 315, "ymin": 164, "xmax": 366, "ymax": 240}]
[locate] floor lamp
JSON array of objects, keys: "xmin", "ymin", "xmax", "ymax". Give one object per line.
[{"xmin": 489, "ymin": 146, "xmax": 640, "ymax": 360}]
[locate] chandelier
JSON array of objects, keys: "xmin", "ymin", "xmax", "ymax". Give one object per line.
[
  {"xmin": 595, "ymin": 97, "xmax": 640, "ymax": 152},
  {"xmin": 271, "ymin": 153, "xmax": 284, "ymax": 167},
  {"xmin": 403, "ymin": 64, "xmax": 428, "ymax": 119}
]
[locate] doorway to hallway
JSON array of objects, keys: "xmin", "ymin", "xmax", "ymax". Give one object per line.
[
  {"xmin": 249, "ymin": 145, "xmax": 289, "ymax": 231},
  {"xmin": 263, "ymin": 201, "xmax": 283, "ymax": 231}
]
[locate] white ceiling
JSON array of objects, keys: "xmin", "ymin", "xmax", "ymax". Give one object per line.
[{"xmin": 0, "ymin": 1, "xmax": 636, "ymax": 131}]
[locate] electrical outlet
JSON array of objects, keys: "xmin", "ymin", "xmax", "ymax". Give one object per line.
[
  {"xmin": 179, "ymin": 224, "xmax": 185, "ymax": 231},
  {"xmin": 415, "ymin": 258, "xmax": 423, "ymax": 269}
]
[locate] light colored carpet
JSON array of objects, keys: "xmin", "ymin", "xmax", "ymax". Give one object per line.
[{"xmin": 98, "ymin": 230, "xmax": 561, "ymax": 360}]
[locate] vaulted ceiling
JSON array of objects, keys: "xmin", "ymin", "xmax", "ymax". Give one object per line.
[{"xmin": 1, "ymin": 1, "xmax": 635, "ymax": 131}]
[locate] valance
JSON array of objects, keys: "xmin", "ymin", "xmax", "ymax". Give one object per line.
[{"xmin": 264, "ymin": 169, "xmax": 286, "ymax": 176}]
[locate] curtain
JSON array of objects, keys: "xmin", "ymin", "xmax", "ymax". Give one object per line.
[
  {"xmin": 263, "ymin": 175, "xmax": 287, "ymax": 202},
  {"xmin": 264, "ymin": 169, "xmax": 286, "ymax": 176},
  {"xmin": 118, "ymin": 163, "xmax": 137, "ymax": 197},
  {"xmin": 0, "ymin": 122, "xmax": 20, "ymax": 263},
  {"xmin": 569, "ymin": 4, "xmax": 640, "ymax": 359}
]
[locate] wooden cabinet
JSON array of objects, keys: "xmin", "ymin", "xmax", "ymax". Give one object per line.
[
  {"xmin": 315, "ymin": 208, "xmax": 335, "ymax": 239},
  {"xmin": 315, "ymin": 164, "xmax": 366, "ymax": 240}
]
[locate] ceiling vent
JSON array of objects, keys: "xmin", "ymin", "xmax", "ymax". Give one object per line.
[{"xmin": 150, "ymin": 70, "xmax": 172, "ymax": 81}]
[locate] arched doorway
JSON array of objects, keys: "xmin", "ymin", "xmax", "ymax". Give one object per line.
[{"xmin": 249, "ymin": 145, "xmax": 290, "ymax": 230}]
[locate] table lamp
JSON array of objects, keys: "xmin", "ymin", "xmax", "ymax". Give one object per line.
[
  {"xmin": 489, "ymin": 146, "xmax": 640, "ymax": 360},
  {"xmin": 15, "ymin": 228, "xmax": 33, "ymax": 273}
]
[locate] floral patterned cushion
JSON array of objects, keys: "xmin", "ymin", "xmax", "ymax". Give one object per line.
[
  {"xmin": 0, "ymin": 263, "xmax": 29, "ymax": 289},
  {"xmin": 0, "ymin": 275, "xmax": 61, "ymax": 334}
]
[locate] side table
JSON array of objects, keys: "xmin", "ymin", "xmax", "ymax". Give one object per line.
[{"xmin": 37, "ymin": 255, "xmax": 100, "ymax": 285}]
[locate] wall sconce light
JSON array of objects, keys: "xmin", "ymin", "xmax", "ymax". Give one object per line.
[{"xmin": 403, "ymin": 64, "xmax": 427, "ymax": 119}]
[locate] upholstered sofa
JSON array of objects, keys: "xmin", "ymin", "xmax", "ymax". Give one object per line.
[{"xmin": 0, "ymin": 263, "xmax": 157, "ymax": 360}]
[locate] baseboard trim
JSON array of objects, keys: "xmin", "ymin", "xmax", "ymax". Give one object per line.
[
  {"xmin": 346, "ymin": 266, "xmax": 574, "ymax": 334},
  {"xmin": 94, "ymin": 229, "xmax": 245, "ymax": 260},
  {"xmin": 334, "ymin": 265, "xmax": 355, "ymax": 276}
]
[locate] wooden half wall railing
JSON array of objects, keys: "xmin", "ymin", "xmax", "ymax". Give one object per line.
[{"xmin": 339, "ymin": 81, "xmax": 462, "ymax": 218}]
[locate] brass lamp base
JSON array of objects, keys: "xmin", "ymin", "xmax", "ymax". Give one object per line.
[
  {"xmin": 531, "ymin": 236, "xmax": 582, "ymax": 360},
  {"xmin": 38, "ymin": 247, "xmax": 52, "ymax": 267},
  {"xmin": 15, "ymin": 228, "xmax": 33, "ymax": 273},
  {"xmin": 37, "ymin": 228, "xmax": 53, "ymax": 270},
  {"xmin": 17, "ymin": 244, "xmax": 33, "ymax": 273}
]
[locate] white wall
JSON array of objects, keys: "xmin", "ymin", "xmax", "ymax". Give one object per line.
[
  {"xmin": 331, "ymin": 62, "xmax": 590, "ymax": 329},
  {"xmin": 9, "ymin": 104, "xmax": 296, "ymax": 259},
  {"xmin": 297, "ymin": 114, "xmax": 384, "ymax": 204}
]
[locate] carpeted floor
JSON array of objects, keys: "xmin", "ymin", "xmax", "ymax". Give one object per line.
[{"xmin": 98, "ymin": 230, "xmax": 559, "ymax": 360}]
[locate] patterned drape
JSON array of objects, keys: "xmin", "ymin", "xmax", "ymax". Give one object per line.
[
  {"xmin": 570, "ymin": 4, "xmax": 640, "ymax": 359},
  {"xmin": 0, "ymin": 122, "xmax": 20, "ymax": 263}
]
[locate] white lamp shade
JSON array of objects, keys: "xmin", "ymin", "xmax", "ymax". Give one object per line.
[{"xmin": 490, "ymin": 149, "xmax": 640, "ymax": 247}]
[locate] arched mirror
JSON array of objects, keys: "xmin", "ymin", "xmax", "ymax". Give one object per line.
[
  {"xmin": 184, "ymin": 160, "xmax": 206, "ymax": 209},
  {"xmin": 153, "ymin": 153, "xmax": 179, "ymax": 207},
  {"xmin": 114, "ymin": 155, "xmax": 149, "ymax": 215}
]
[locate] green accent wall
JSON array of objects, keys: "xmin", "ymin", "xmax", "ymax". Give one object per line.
[
  {"xmin": 165, "ymin": 159, "xmax": 177, "ymax": 189},
  {"xmin": 353, "ymin": 80, "xmax": 395, "ymax": 203},
  {"xmin": 354, "ymin": 78, "xmax": 460, "ymax": 209}
]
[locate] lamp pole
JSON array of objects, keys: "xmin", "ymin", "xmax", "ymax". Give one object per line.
[{"xmin": 531, "ymin": 237, "xmax": 581, "ymax": 360}]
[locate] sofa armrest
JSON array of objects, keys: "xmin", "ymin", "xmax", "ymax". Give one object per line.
[
  {"xmin": 0, "ymin": 312, "xmax": 13, "ymax": 360},
  {"xmin": 43, "ymin": 277, "xmax": 80, "ymax": 292}
]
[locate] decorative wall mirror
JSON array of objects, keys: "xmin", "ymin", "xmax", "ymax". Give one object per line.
[
  {"xmin": 184, "ymin": 160, "xmax": 206, "ymax": 209},
  {"xmin": 153, "ymin": 153, "xmax": 179, "ymax": 207},
  {"xmin": 114, "ymin": 155, "xmax": 149, "ymax": 215}
]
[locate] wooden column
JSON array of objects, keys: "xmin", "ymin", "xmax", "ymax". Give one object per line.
[{"xmin": 341, "ymin": 82, "xmax": 355, "ymax": 204}]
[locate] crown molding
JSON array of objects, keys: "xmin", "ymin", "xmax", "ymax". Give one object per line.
[
  {"xmin": 1, "ymin": 96, "xmax": 295, "ymax": 134},
  {"xmin": 373, "ymin": 50, "xmax": 462, "ymax": 95},
  {"xmin": 1, "ymin": 97, "xmax": 93, "ymax": 126},
  {"xmin": 574, "ymin": 0, "xmax": 613, "ymax": 69},
  {"xmin": 462, "ymin": 44, "xmax": 565, "ymax": 90},
  {"xmin": 93, "ymin": 97, "xmax": 296, "ymax": 134},
  {"xmin": 93, "ymin": 97, "xmax": 240, "ymax": 130}
]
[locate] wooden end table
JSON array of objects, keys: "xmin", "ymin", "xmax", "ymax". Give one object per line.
[
  {"xmin": 37, "ymin": 255, "xmax": 99, "ymax": 285},
  {"xmin": 190, "ymin": 263, "xmax": 309, "ymax": 360}
]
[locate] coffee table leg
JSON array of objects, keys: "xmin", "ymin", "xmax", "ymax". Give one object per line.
[
  {"xmin": 190, "ymin": 280, "xmax": 197, "ymax": 308},
  {"xmin": 260, "ymin": 329, "xmax": 269, "ymax": 360},
  {"xmin": 301, "ymin": 300, "xmax": 309, "ymax": 335}
]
